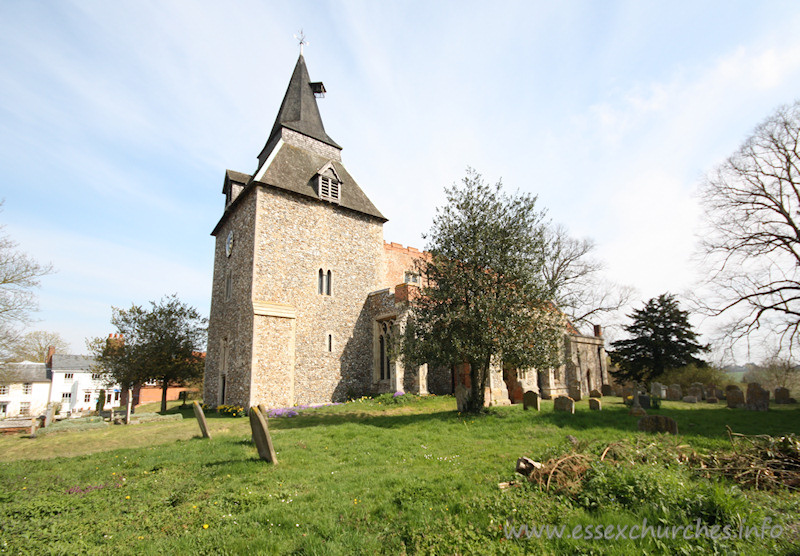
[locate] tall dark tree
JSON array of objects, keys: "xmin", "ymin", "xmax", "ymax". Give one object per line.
[
  {"xmin": 90, "ymin": 295, "xmax": 207, "ymax": 413},
  {"xmin": 610, "ymin": 293, "xmax": 708, "ymax": 383},
  {"xmin": 401, "ymin": 169, "xmax": 563, "ymax": 413}
]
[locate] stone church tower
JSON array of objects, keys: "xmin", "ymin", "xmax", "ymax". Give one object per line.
[{"xmin": 205, "ymin": 54, "xmax": 389, "ymax": 409}]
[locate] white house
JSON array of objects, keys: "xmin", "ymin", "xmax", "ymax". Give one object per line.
[
  {"xmin": 0, "ymin": 361, "xmax": 51, "ymax": 418},
  {"xmin": 47, "ymin": 354, "xmax": 121, "ymax": 414}
]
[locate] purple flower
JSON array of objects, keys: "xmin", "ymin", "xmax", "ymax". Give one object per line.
[{"xmin": 393, "ymin": 391, "xmax": 405, "ymax": 398}]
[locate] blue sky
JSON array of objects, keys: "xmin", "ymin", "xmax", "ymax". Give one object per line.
[{"xmin": 3, "ymin": 1, "xmax": 800, "ymax": 360}]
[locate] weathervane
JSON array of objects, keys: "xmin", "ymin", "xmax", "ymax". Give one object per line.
[{"xmin": 294, "ymin": 29, "xmax": 309, "ymax": 55}]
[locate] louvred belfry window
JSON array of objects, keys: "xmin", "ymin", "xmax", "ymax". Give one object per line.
[{"xmin": 317, "ymin": 162, "xmax": 341, "ymax": 203}]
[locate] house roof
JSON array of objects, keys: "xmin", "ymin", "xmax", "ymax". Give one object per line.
[
  {"xmin": 50, "ymin": 354, "xmax": 96, "ymax": 371},
  {"xmin": 262, "ymin": 54, "xmax": 341, "ymax": 152},
  {"xmin": 0, "ymin": 362, "xmax": 50, "ymax": 383}
]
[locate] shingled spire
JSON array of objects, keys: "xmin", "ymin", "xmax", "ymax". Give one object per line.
[{"xmin": 262, "ymin": 54, "xmax": 341, "ymax": 154}]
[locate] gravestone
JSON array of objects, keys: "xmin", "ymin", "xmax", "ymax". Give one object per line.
[
  {"xmin": 589, "ymin": 398, "xmax": 601, "ymax": 410},
  {"xmin": 44, "ymin": 406, "xmax": 54, "ymax": 428},
  {"xmin": 666, "ymin": 384, "xmax": 682, "ymax": 401},
  {"xmin": 522, "ymin": 390, "xmax": 540, "ymax": 411},
  {"xmin": 638, "ymin": 394, "xmax": 651, "ymax": 410},
  {"xmin": 746, "ymin": 383, "xmax": 769, "ymax": 412},
  {"xmin": 706, "ymin": 397, "xmax": 718, "ymax": 404},
  {"xmin": 590, "ymin": 389, "xmax": 603, "ymax": 398},
  {"xmin": 775, "ymin": 387, "xmax": 792, "ymax": 404},
  {"xmin": 726, "ymin": 386, "xmax": 745, "ymax": 409},
  {"xmin": 682, "ymin": 395, "xmax": 697, "ymax": 404},
  {"xmin": 650, "ymin": 382, "xmax": 663, "ymax": 397},
  {"xmin": 192, "ymin": 401, "xmax": 211, "ymax": 439},
  {"xmin": 689, "ymin": 382, "xmax": 706, "ymax": 400},
  {"xmin": 249, "ymin": 406, "xmax": 278, "ymax": 463},
  {"xmin": 569, "ymin": 386, "xmax": 583, "ymax": 402},
  {"xmin": 601, "ymin": 384, "xmax": 614, "ymax": 396},
  {"xmin": 553, "ymin": 396, "xmax": 575, "ymax": 414},
  {"xmin": 687, "ymin": 385, "xmax": 703, "ymax": 400},
  {"xmin": 455, "ymin": 384, "xmax": 470, "ymax": 413},
  {"xmin": 638, "ymin": 415, "xmax": 678, "ymax": 435}
]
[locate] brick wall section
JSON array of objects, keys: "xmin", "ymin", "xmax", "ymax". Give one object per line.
[
  {"xmin": 250, "ymin": 186, "xmax": 386, "ymax": 405},
  {"xmin": 383, "ymin": 242, "xmax": 428, "ymax": 288},
  {"xmin": 204, "ymin": 189, "xmax": 257, "ymax": 408}
]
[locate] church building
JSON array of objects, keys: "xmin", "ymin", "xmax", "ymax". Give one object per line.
[{"xmin": 204, "ymin": 54, "xmax": 607, "ymax": 409}]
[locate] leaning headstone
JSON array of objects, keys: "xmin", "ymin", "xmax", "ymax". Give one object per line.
[
  {"xmin": 522, "ymin": 390, "xmax": 540, "ymax": 411},
  {"xmin": 746, "ymin": 383, "xmax": 769, "ymax": 412},
  {"xmin": 569, "ymin": 386, "xmax": 583, "ymax": 402},
  {"xmin": 682, "ymin": 395, "xmax": 697, "ymax": 404},
  {"xmin": 249, "ymin": 406, "xmax": 278, "ymax": 463},
  {"xmin": 775, "ymin": 387, "xmax": 791, "ymax": 404},
  {"xmin": 667, "ymin": 384, "xmax": 682, "ymax": 401},
  {"xmin": 601, "ymin": 384, "xmax": 614, "ymax": 397},
  {"xmin": 192, "ymin": 401, "xmax": 211, "ymax": 439},
  {"xmin": 589, "ymin": 398, "xmax": 601, "ymax": 411},
  {"xmin": 726, "ymin": 386, "xmax": 745, "ymax": 409},
  {"xmin": 638, "ymin": 415, "xmax": 678, "ymax": 435},
  {"xmin": 590, "ymin": 389, "xmax": 602, "ymax": 398},
  {"xmin": 553, "ymin": 396, "xmax": 575, "ymax": 414}
]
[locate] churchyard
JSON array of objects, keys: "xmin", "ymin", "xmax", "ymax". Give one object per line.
[{"xmin": 0, "ymin": 394, "xmax": 798, "ymax": 554}]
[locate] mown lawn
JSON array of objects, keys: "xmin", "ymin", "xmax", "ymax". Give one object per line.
[{"xmin": 0, "ymin": 395, "xmax": 798, "ymax": 554}]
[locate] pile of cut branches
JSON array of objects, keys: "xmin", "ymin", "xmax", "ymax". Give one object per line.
[
  {"xmin": 693, "ymin": 428, "xmax": 800, "ymax": 491},
  {"xmin": 513, "ymin": 430, "xmax": 800, "ymax": 493}
]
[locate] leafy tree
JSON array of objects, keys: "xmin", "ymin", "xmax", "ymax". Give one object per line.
[
  {"xmin": 10, "ymin": 330, "xmax": 70, "ymax": 362},
  {"xmin": 698, "ymin": 100, "xmax": 800, "ymax": 352},
  {"xmin": 0, "ymin": 201, "xmax": 53, "ymax": 362},
  {"xmin": 610, "ymin": 293, "xmax": 708, "ymax": 383},
  {"xmin": 90, "ymin": 295, "xmax": 207, "ymax": 413},
  {"xmin": 401, "ymin": 169, "xmax": 563, "ymax": 413}
]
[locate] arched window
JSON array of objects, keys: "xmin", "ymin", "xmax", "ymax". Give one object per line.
[
  {"xmin": 379, "ymin": 335, "xmax": 386, "ymax": 380},
  {"xmin": 318, "ymin": 269, "xmax": 324, "ymax": 294},
  {"xmin": 326, "ymin": 270, "xmax": 332, "ymax": 296},
  {"xmin": 327, "ymin": 333, "xmax": 333, "ymax": 352}
]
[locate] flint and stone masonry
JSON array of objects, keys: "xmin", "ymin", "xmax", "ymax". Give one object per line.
[{"xmin": 204, "ymin": 54, "xmax": 609, "ymax": 409}]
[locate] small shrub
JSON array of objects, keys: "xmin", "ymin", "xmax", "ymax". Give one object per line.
[{"xmin": 374, "ymin": 392, "xmax": 419, "ymax": 405}]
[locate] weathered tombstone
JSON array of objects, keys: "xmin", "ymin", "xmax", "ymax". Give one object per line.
[
  {"xmin": 726, "ymin": 386, "xmax": 745, "ymax": 408},
  {"xmin": 775, "ymin": 387, "xmax": 791, "ymax": 404},
  {"xmin": 638, "ymin": 415, "xmax": 678, "ymax": 435},
  {"xmin": 650, "ymin": 382, "xmax": 663, "ymax": 397},
  {"xmin": 569, "ymin": 386, "xmax": 582, "ymax": 402},
  {"xmin": 589, "ymin": 398, "xmax": 601, "ymax": 410},
  {"xmin": 601, "ymin": 384, "xmax": 614, "ymax": 397},
  {"xmin": 687, "ymin": 385, "xmax": 703, "ymax": 400},
  {"xmin": 689, "ymin": 382, "xmax": 706, "ymax": 400},
  {"xmin": 706, "ymin": 397, "xmax": 719, "ymax": 404},
  {"xmin": 553, "ymin": 396, "xmax": 575, "ymax": 414},
  {"xmin": 746, "ymin": 383, "xmax": 769, "ymax": 411},
  {"xmin": 249, "ymin": 406, "xmax": 278, "ymax": 463},
  {"xmin": 455, "ymin": 384, "xmax": 469, "ymax": 413},
  {"xmin": 522, "ymin": 390, "xmax": 540, "ymax": 411},
  {"xmin": 192, "ymin": 401, "xmax": 211, "ymax": 439},
  {"xmin": 589, "ymin": 389, "xmax": 602, "ymax": 398},
  {"xmin": 29, "ymin": 417, "xmax": 38, "ymax": 436},
  {"xmin": 638, "ymin": 394, "xmax": 651, "ymax": 410},
  {"xmin": 44, "ymin": 405, "xmax": 54, "ymax": 428},
  {"xmin": 682, "ymin": 395, "xmax": 697, "ymax": 404},
  {"xmin": 629, "ymin": 384, "xmax": 647, "ymax": 416},
  {"xmin": 666, "ymin": 384, "xmax": 682, "ymax": 401}
]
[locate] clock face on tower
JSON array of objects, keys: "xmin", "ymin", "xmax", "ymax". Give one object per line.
[{"xmin": 225, "ymin": 231, "xmax": 234, "ymax": 257}]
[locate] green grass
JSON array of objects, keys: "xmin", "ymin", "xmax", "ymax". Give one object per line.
[{"xmin": 0, "ymin": 396, "xmax": 798, "ymax": 554}]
